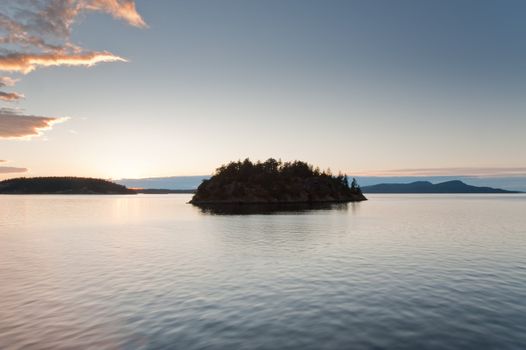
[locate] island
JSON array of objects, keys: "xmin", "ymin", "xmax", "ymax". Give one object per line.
[
  {"xmin": 135, "ymin": 188, "xmax": 196, "ymax": 194},
  {"xmin": 361, "ymin": 180, "xmax": 520, "ymax": 194},
  {"xmin": 0, "ymin": 177, "xmax": 136, "ymax": 194},
  {"xmin": 190, "ymin": 158, "xmax": 367, "ymax": 205}
]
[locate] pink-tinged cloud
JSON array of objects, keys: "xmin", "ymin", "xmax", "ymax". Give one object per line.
[
  {"xmin": 83, "ymin": 0, "xmax": 147, "ymax": 28},
  {"xmin": 0, "ymin": 51, "xmax": 126, "ymax": 74},
  {"xmin": 353, "ymin": 167, "xmax": 526, "ymax": 177},
  {"xmin": 0, "ymin": 76, "xmax": 19, "ymax": 87},
  {"xmin": 0, "ymin": 166, "xmax": 28, "ymax": 174},
  {"xmin": 0, "ymin": 13, "xmax": 65, "ymax": 51},
  {"xmin": 3, "ymin": 0, "xmax": 147, "ymax": 40},
  {"xmin": 0, "ymin": 91, "xmax": 24, "ymax": 101},
  {"xmin": 0, "ymin": 109, "xmax": 68, "ymax": 139},
  {"xmin": 0, "ymin": 159, "xmax": 28, "ymax": 174},
  {"xmin": 0, "ymin": 1, "xmax": 144, "ymax": 143}
]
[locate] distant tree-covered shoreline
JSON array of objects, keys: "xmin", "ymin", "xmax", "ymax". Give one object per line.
[{"xmin": 0, "ymin": 177, "xmax": 135, "ymax": 194}]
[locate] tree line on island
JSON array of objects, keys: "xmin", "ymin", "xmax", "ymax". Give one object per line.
[
  {"xmin": 0, "ymin": 177, "xmax": 134, "ymax": 194},
  {"xmin": 190, "ymin": 158, "xmax": 366, "ymax": 204}
]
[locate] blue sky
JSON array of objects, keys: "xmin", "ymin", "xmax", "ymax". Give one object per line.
[{"xmin": 1, "ymin": 0, "xmax": 525, "ymax": 182}]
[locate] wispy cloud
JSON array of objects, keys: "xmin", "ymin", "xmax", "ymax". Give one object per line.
[
  {"xmin": 1, "ymin": 1, "xmax": 146, "ymax": 44},
  {"xmin": 0, "ymin": 108, "xmax": 68, "ymax": 139},
  {"xmin": 0, "ymin": 91, "xmax": 23, "ymax": 101},
  {"xmin": 354, "ymin": 167, "xmax": 526, "ymax": 177},
  {"xmin": 83, "ymin": 0, "xmax": 147, "ymax": 28},
  {"xmin": 0, "ymin": 76, "xmax": 18, "ymax": 87},
  {"xmin": 0, "ymin": 1, "xmax": 144, "ymax": 72},
  {"xmin": 0, "ymin": 165, "xmax": 28, "ymax": 174},
  {"xmin": 0, "ymin": 159, "xmax": 28, "ymax": 174},
  {"xmin": 0, "ymin": 51, "xmax": 125, "ymax": 74},
  {"xmin": 0, "ymin": 0, "xmax": 145, "ymax": 139}
]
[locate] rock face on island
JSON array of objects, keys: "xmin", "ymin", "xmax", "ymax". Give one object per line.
[
  {"xmin": 190, "ymin": 159, "xmax": 367, "ymax": 205},
  {"xmin": 0, "ymin": 177, "xmax": 136, "ymax": 194}
]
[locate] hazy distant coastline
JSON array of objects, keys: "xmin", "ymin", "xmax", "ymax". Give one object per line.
[
  {"xmin": 115, "ymin": 175, "xmax": 526, "ymax": 193},
  {"xmin": 1, "ymin": 177, "xmax": 520, "ymax": 196},
  {"xmin": 135, "ymin": 189, "xmax": 195, "ymax": 194},
  {"xmin": 361, "ymin": 180, "xmax": 520, "ymax": 194}
]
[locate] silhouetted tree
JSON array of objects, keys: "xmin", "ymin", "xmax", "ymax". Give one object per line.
[
  {"xmin": 351, "ymin": 177, "xmax": 359, "ymax": 191},
  {"xmin": 191, "ymin": 158, "xmax": 365, "ymax": 204},
  {"xmin": 343, "ymin": 174, "xmax": 349, "ymax": 188}
]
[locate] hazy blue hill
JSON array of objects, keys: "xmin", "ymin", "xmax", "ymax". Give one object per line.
[
  {"xmin": 190, "ymin": 158, "xmax": 367, "ymax": 204},
  {"xmin": 135, "ymin": 189, "xmax": 196, "ymax": 194},
  {"xmin": 362, "ymin": 180, "xmax": 519, "ymax": 194},
  {"xmin": 0, "ymin": 177, "xmax": 136, "ymax": 195},
  {"xmin": 115, "ymin": 176, "xmax": 207, "ymax": 191}
]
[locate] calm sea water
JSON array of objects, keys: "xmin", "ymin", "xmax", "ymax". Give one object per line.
[{"xmin": 1, "ymin": 194, "xmax": 526, "ymax": 350}]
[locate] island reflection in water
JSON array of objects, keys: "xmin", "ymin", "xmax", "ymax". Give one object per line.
[{"xmin": 194, "ymin": 202, "xmax": 354, "ymax": 215}]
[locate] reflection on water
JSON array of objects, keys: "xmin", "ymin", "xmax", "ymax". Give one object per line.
[
  {"xmin": 0, "ymin": 194, "xmax": 526, "ymax": 350},
  {"xmin": 195, "ymin": 202, "xmax": 351, "ymax": 215}
]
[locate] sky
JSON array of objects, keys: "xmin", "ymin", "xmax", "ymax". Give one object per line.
[{"xmin": 1, "ymin": 0, "xmax": 525, "ymax": 182}]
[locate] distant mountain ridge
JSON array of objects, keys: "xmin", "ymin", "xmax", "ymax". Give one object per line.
[{"xmin": 362, "ymin": 180, "xmax": 520, "ymax": 194}]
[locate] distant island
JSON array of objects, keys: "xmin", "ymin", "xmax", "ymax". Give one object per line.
[
  {"xmin": 0, "ymin": 177, "xmax": 136, "ymax": 195},
  {"xmin": 135, "ymin": 188, "xmax": 196, "ymax": 194},
  {"xmin": 190, "ymin": 158, "xmax": 367, "ymax": 205},
  {"xmin": 361, "ymin": 180, "xmax": 520, "ymax": 194}
]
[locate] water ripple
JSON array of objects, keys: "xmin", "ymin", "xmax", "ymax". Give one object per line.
[{"xmin": 1, "ymin": 194, "xmax": 526, "ymax": 349}]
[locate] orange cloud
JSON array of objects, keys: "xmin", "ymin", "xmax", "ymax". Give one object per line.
[
  {"xmin": 0, "ymin": 76, "xmax": 19, "ymax": 87},
  {"xmin": 5, "ymin": 0, "xmax": 147, "ymax": 40},
  {"xmin": 83, "ymin": 0, "xmax": 147, "ymax": 28},
  {"xmin": 0, "ymin": 109, "xmax": 68, "ymax": 139},
  {"xmin": 0, "ymin": 91, "xmax": 24, "ymax": 101},
  {"xmin": 0, "ymin": 51, "xmax": 126, "ymax": 74}
]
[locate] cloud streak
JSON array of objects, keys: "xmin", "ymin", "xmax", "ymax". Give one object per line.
[
  {"xmin": 83, "ymin": 0, "xmax": 147, "ymax": 28},
  {"xmin": 0, "ymin": 166, "xmax": 28, "ymax": 174},
  {"xmin": 0, "ymin": 91, "xmax": 23, "ymax": 101},
  {"xmin": 0, "ymin": 76, "xmax": 18, "ymax": 87},
  {"xmin": 0, "ymin": 108, "xmax": 68, "ymax": 139},
  {"xmin": 0, "ymin": 51, "xmax": 126, "ymax": 74},
  {"xmin": 0, "ymin": 160, "xmax": 28, "ymax": 174}
]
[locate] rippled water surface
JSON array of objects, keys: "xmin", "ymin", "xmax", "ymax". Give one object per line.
[{"xmin": 1, "ymin": 194, "xmax": 526, "ymax": 349}]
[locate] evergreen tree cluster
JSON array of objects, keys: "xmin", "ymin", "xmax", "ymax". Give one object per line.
[
  {"xmin": 191, "ymin": 158, "xmax": 365, "ymax": 204},
  {"xmin": 0, "ymin": 177, "xmax": 135, "ymax": 194}
]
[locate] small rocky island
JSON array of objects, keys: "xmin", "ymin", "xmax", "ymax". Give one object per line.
[
  {"xmin": 190, "ymin": 159, "xmax": 366, "ymax": 205},
  {"xmin": 0, "ymin": 177, "xmax": 135, "ymax": 194}
]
